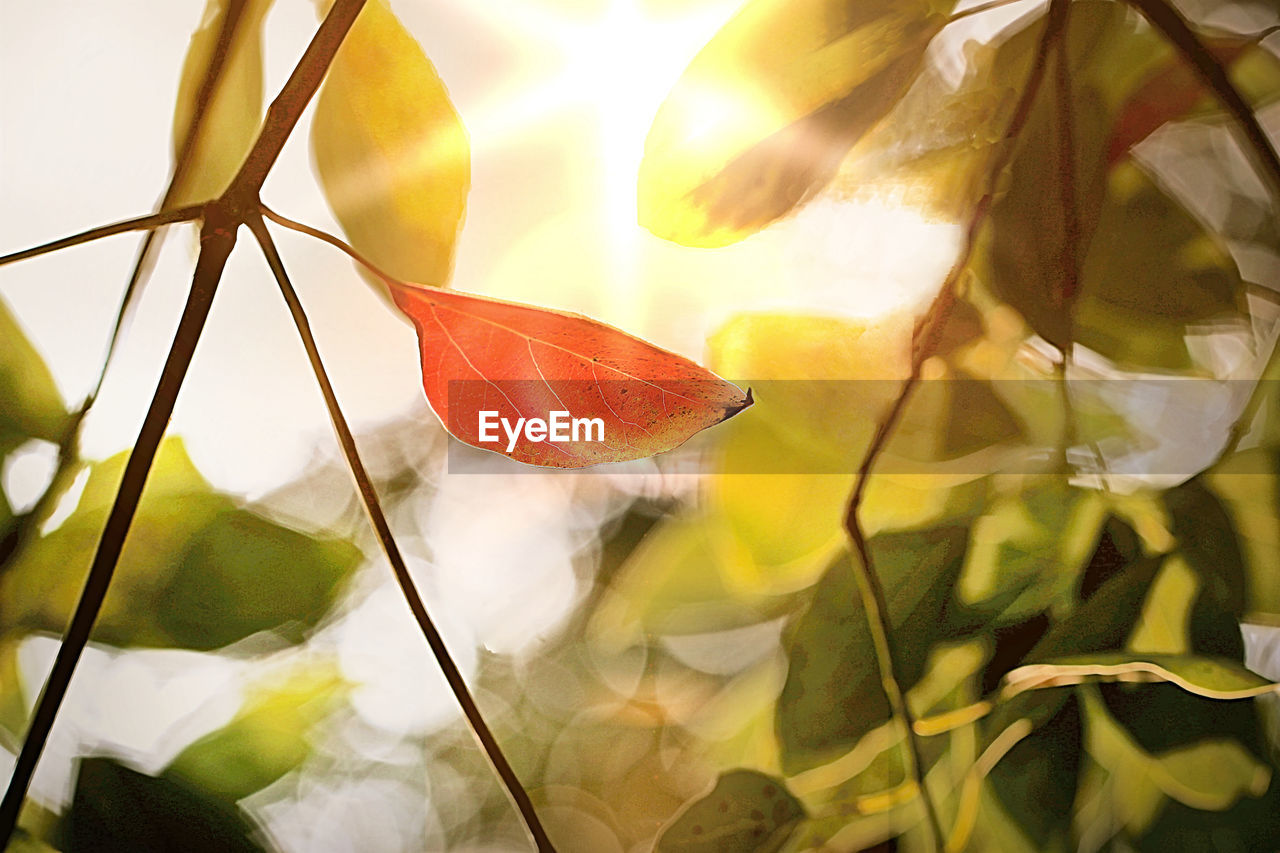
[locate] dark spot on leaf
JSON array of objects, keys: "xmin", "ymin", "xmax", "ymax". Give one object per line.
[
  {"xmin": 762, "ymin": 784, "xmax": 776, "ymax": 799},
  {"xmin": 718, "ymin": 800, "xmax": 729, "ymax": 813},
  {"xmin": 750, "ymin": 809, "xmax": 764, "ymax": 820},
  {"xmin": 692, "ymin": 825, "xmax": 703, "ymax": 835}
]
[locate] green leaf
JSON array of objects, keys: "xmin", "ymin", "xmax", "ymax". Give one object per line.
[
  {"xmin": 987, "ymin": 692, "xmax": 1082, "ymax": 848},
  {"xmin": 63, "ymin": 758, "xmax": 265, "ymax": 852},
  {"xmin": 1024, "ymin": 546, "xmax": 1162, "ymax": 662},
  {"xmin": 1207, "ymin": 449, "xmax": 1280, "ymax": 621},
  {"xmin": 0, "ymin": 438, "xmax": 360, "ymax": 650},
  {"xmin": 638, "ymin": 0, "xmax": 956, "ymax": 247},
  {"xmin": 983, "ymin": 2, "xmax": 1130, "ymax": 352},
  {"xmin": 941, "ymin": 372, "xmax": 1025, "ymax": 457},
  {"xmin": 956, "ymin": 483, "xmax": 1106, "ymax": 627},
  {"xmin": 311, "ymin": 0, "xmax": 469, "ymax": 288},
  {"xmin": 1071, "ymin": 161, "xmax": 1248, "ymax": 371},
  {"xmin": 777, "ymin": 527, "xmax": 967, "ymax": 774},
  {"xmin": 167, "ymin": 664, "xmax": 344, "ymax": 802},
  {"xmin": 656, "ymin": 770, "xmax": 804, "ymax": 853},
  {"xmin": 171, "ymin": 0, "xmax": 274, "ymax": 205},
  {"xmin": 1081, "ymin": 688, "xmax": 1271, "ymax": 816},
  {"xmin": 1166, "ymin": 477, "xmax": 1249, "ymax": 617},
  {"xmin": 0, "ymin": 297, "xmax": 67, "ymax": 454}
]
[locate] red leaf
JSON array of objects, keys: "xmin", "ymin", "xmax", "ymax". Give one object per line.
[{"xmin": 391, "ymin": 282, "xmax": 752, "ymax": 468}]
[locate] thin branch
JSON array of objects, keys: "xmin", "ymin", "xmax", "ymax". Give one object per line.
[
  {"xmin": 0, "ymin": 209, "xmax": 237, "ymax": 843},
  {"xmin": 1127, "ymin": 0, "xmax": 1280, "ymax": 200},
  {"xmin": 0, "ymin": 207, "xmax": 203, "ymax": 269},
  {"xmin": 248, "ymin": 218, "xmax": 555, "ymax": 852},
  {"xmin": 261, "ymin": 204, "xmax": 400, "ymax": 286},
  {"xmin": 840, "ymin": 4, "xmax": 1067, "ymax": 850},
  {"xmin": 226, "ymin": 1, "xmax": 367, "ymax": 196}
]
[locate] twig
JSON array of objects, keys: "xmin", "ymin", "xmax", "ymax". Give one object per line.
[
  {"xmin": 0, "ymin": 207, "xmax": 203, "ymax": 268},
  {"xmin": 261, "ymin": 204, "xmax": 400, "ymax": 286},
  {"xmin": 840, "ymin": 4, "xmax": 1068, "ymax": 849},
  {"xmin": 248, "ymin": 217, "xmax": 555, "ymax": 851},
  {"xmin": 946, "ymin": 0, "xmax": 1029, "ymax": 27},
  {"xmin": 0, "ymin": 208, "xmax": 237, "ymax": 842},
  {"xmin": 1127, "ymin": 0, "xmax": 1280, "ymax": 199}
]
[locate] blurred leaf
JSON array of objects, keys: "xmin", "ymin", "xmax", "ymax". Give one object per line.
[
  {"xmin": 777, "ymin": 527, "xmax": 967, "ymax": 774},
  {"xmin": 984, "ymin": 3, "xmax": 1124, "ymax": 352},
  {"xmin": 0, "ymin": 438, "xmax": 360, "ymax": 650},
  {"xmin": 1004, "ymin": 653, "xmax": 1277, "ymax": 701},
  {"xmin": 834, "ymin": 11, "xmax": 1045, "ymax": 222},
  {"xmin": 638, "ymin": 0, "xmax": 954, "ymax": 246},
  {"xmin": 957, "ymin": 482, "xmax": 1106, "ymax": 627},
  {"xmin": 656, "ymin": 769, "xmax": 804, "ymax": 852},
  {"xmin": 63, "ymin": 758, "xmax": 265, "ymax": 852},
  {"xmin": 987, "ymin": 692, "xmax": 1082, "ymax": 848},
  {"xmin": 1207, "ymin": 449, "xmax": 1280, "ymax": 621},
  {"xmin": 1082, "ymin": 689, "xmax": 1271, "ymax": 815},
  {"xmin": 0, "ymin": 298, "xmax": 67, "ymax": 454},
  {"xmin": 1166, "ymin": 477, "xmax": 1248, "ymax": 616},
  {"xmin": 1072, "ymin": 161, "xmax": 1248, "ymax": 370},
  {"xmin": 590, "ymin": 513, "xmax": 797, "ymax": 647},
  {"xmin": 171, "ymin": 0, "xmax": 273, "ymax": 205},
  {"xmin": 167, "ymin": 663, "xmax": 345, "ymax": 802},
  {"xmin": 312, "ymin": 0, "xmax": 469, "ymax": 288},
  {"xmin": 941, "ymin": 372, "xmax": 1025, "ymax": 457},
  {"xmin": 709, "ymin": 416, "xmax": 851, "ymax": 595},
  {"xmin": 0, "ymin": 638, "xmax": 25, "ymax": 749}
]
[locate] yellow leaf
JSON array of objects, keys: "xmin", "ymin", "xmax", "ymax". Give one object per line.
[
  {"xmin": 311, "ymin": 0, "xmax": 469, "ymax": 288},
  {"xmin": 171, "ymin": 0, "xmax": 273, "ymax": 205},
  {"xmin": 638, "ymin": 0, "xmax": 953, "ymax": 246}
]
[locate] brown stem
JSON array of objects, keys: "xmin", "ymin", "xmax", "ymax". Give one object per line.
[
  {"xmin": 0, "ymin": 207, "xmax": 203, "ymax": 268},
  {"xmin": 840, "ymin": 4, "xmax": 1067, "ymax": 849},
  {"xmin": 0, "ymin": 207, "xmax": 236, "ymax": 843},
  {"xmin": 1127, "ymin": 0, "xmax": 1280, "ymax": 199},
  {"xmin": 248, "ymin": 217, "xmax": 555, "ymax": 851}
]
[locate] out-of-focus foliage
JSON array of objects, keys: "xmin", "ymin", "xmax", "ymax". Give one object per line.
[
  {"xmin": 170, "ymin": 0, "xmax": 274, "ymax": 205},
  {"xmin": 311, "ymin": 0, "xmax": 469, "ymax": 289},
  {"xmin": 5, "ymin": 0, "xmax": 1280, "ymax": 849},
  {"xmin": 0, "ymin": 438, "xmax": 361, "ymax": 651},
  {"xmin": 0, "ymin": 300, "xmax": 68, "ymax": 458},
  {"xmin": 62, "ymin": 758, "xmax": 265, "ymax": 853}
]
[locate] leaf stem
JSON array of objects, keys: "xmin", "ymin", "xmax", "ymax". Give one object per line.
[
  {"xmin": 260, "ymin": 204, "xmax": 400, "ymax": 286},
  {"xmin": 840, "ymin": 4, "xmax": 1066, "ymax": 849},
  {"xmin": 248, "ymin": 217, "xmax": 556, "ymax": 852},
  {"xmin": 0, "ymin": 207, "xmax": 203, "ymax": 269},
  {"xmin": 0, "ymin": 207, "xmax": 236, "ymax": 845}
]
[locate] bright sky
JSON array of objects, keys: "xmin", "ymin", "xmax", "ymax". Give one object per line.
[{"xmin": 0, "ymin": 0, "xmax": 961, "ymax": 499}]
